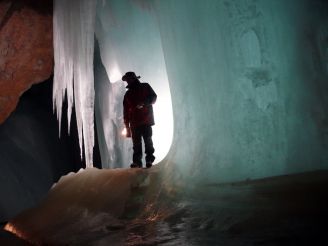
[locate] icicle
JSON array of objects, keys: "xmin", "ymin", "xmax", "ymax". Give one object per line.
[{"xmin": 53, "ymin": 0, "xmax": 97, "ymax": 167}]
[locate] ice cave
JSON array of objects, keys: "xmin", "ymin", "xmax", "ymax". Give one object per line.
[{"xmin": 0, "ymin": 0, "xmax": 328, "ymax": 245}]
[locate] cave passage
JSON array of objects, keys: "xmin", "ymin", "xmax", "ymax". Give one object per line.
[
  {"xmin": 93, "ymin": 0, "xmax": 328, "ymax": 183},
  {"xmin": 1, "ymin": 0, "xmax": 328, "ymax": 244}
]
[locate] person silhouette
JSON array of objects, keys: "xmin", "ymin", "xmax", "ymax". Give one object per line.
[{"xmin": 122, "ymin": 72, "xmax": 157, "ymax": 168}]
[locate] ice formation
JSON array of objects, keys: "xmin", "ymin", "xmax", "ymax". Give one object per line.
[
  {"xmin": 95, "ymin": 0, "xmax": 327, "ymax": 181},
  {"xmin": 94, "ymin": 41, "xmax": 132, "ymax": 168},
  {"xmin": 53, "ymin": 0, "xmax": 97, "ymax": 167},
  {"xmin": 5, "ymin": 167, "xmax": 328, "ymax": 245},
  {"xmin": 2, "ymin": 0, "xmax": 328, "ymax": 244},
  {"xmin": 52, "ymin": 0, "xmax": 327, "ymax": 175},
  {"xmin": 4, "ymin": 167, "xmax": 166, "ymax": 245},
  {"xmin": 53, "ymin": 0, "xmax": 173, "ymax": 168},
  {"xmin": 95, "ymin": 0, "xmax": 173, "ymax": 167}
]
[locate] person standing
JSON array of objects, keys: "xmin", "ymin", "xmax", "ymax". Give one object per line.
[{"xmin": 122, "ymin": 72, "xmax": 157, "ymax": 168}]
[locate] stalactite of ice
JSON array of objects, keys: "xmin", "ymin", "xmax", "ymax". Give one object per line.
[{"xmin": 53, "ymin": 0, "xmax": 97, "ymax": 167}]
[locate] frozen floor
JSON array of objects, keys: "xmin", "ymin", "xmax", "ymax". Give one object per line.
[{"xmin": 2, "ymin": 167, "xmax": 328, "ymax": 245}]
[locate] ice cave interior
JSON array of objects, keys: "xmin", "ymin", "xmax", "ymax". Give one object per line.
[{"xmin": 0, "ymin": 0, "xmax": 328, "ymax": 245}]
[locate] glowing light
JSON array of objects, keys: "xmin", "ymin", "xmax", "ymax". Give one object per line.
[
  {"xmin": 147, "ymin": 214, "xmax": 160, "ymax": 222},
  {"xmin": 122, "ymin": 127, "xmax": 127, "ymax": 136},
  {"xmin": 4, "ymin": 223, "xmax": 25, "ymax": 240},
  {"xmin": 152, "ymin": 87, "xmax": 174, "ymax": 164},
  {"xmin": 4, "ymin": 223, "xmax": 15, "ymax": 233},
  {"xmin": 108, "ymin": 64, "xmax": 122, "ymax": 83}
]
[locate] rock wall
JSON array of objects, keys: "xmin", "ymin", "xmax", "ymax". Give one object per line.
[
  {"xmin": 0, "ymin": 78, "xmax": 83, "ymax": 222},
  {"xmin": 0, "ymin": 0, "xmax": 53, "ymax": 124}
]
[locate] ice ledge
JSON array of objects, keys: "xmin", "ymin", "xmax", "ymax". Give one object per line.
[{"xmin": 5, "ymin": 166, "xmax": 164, "ymax": 244}]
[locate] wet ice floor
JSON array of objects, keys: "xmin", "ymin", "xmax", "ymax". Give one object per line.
[
  {"xmin": 3, "ymin": 169, "xmax": 328, "ymax": 245},
  {"xmin": 120, "ymin": 170, "xmax": 328, "ymax": 246}
]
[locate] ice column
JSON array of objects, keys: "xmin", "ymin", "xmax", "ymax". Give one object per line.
[{"xmin": 53, "ymin": 0, "xmax": 97, "ymax": 167}]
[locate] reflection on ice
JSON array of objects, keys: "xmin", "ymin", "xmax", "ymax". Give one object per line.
[{"xmin": 5, "ymin": 168, "xmax": 328, "ymax": 245}]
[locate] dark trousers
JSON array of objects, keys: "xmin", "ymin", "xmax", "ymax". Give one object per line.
[{"xmin": 131, "ymin": 125, "xmax": 155, "ymax": 165}]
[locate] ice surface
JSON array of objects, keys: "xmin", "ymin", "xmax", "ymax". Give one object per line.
[
  {"xmin": 3, "ymin": 0, "xmax": 328, "ymax": 244},
  {"xmin": 56, "ymin": 0, "xmax": 327, "ymax": 179},
  {"xmin": 53, "ymin": 0, "xmax": 97, "ymax": 167},
  {"xmin": 95, "ymin": 0, "xmax": 174, "ymax": 165},
  {"xmin": 152, "ymin": 0, "xmax": 328, "ymax": 182},
  {"xmin": 4, "ymin": 167, "xmax": 168, "ymax": 245},
  {"xmin": 94, "ymin": 40, "xmax": 132, "ymax": 168},
  {"xmin": 4, "ymin": 168, "xmax": 328, "ymax": 245},
  {"xmin": 53, "ymin": 0, "xmax": 173, "ymax": 168},
  {"xmin": 92, "ymin": 0, "xmax": 327, "ymax": 181}
]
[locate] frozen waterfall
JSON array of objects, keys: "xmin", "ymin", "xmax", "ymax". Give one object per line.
[
  {"xmin": 53, "ymin": 0, "xmax": 97, "ymax": 167},
  {"xmin": 53, "ymin": 0, "xmax": 173, "ymax": 168}
]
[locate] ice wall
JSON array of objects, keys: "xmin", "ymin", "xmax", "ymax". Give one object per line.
[
  {"xmin": 56, "ymin": 0, "xmax": 327, "ymax": 182},
  {"xmin": 94, "ymin": 40, "xmax": 132, "ymax": 168},
  {"xmin": 53, "ymin": 0, "xmax": 97, "ymax": 167},
  {"xmin": 95, "ymin": 0, "xmax": 173, "ymax": 166},
  {"xmin": 153, "ymin": 0, "xmax": 328, "ymax": 183}
]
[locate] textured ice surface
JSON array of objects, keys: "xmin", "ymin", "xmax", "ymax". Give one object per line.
[
  {"xmin": 53, "ymin": 0, "xmax": 328, "ymax": 179},
  {"xmin": 153, "ymin": 0, "xmax": 328, "ymax": 182},
  {"xmin": 53, "ymin": 0, "xmax": 97, "ymax": 167},
  {"xmin": 4, "ymin": 167, "xmax": 167, "ymax": 245},
  {"xmin": 94, "ymin": 40, "xmax": 132, "ymax": 168},
  {"xmin": 53, "ymin": 0, "xmax": 173, "ymax": 168},
  {"xmin": 93, "ymin": 0, "xmax": 328, "ymax": 180},
  {"xmin": 5, "ymin": 168, "xmax": 328, "ymax": 245},
  {"xmin": 2, "ymin": 1, "xmax": 328, "ymax": 244},
  {"xmin": 95, "ymin": 0, "xmax": 174, "ymax": 166}
]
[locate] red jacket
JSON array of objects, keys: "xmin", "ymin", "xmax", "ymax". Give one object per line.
[{"xmin": 123, "ymin": 81, "xmax": 157, "ymax": 128}]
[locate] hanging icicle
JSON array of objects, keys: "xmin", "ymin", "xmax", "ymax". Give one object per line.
[{"xmin": 53, "ymin": 0, "xmax": 97, "ymax": 168}]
